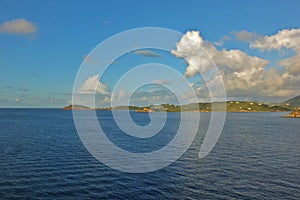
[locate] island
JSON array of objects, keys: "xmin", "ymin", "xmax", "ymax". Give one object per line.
[
  {"xmin": 63, "ymin": 101, "xmax": 293, "ymax": 112},
  {"xmin": 63, "ymin": 105, "xmax": 91, "ymax": 110},
  {"xmin": 284, "ymin": 110, "xmax": 300, "ymax": 118}
]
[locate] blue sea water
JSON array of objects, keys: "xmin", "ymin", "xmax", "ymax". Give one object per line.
[{"xmin": 0, "ymin": 109, "xmax": 299, "ymax": 199}]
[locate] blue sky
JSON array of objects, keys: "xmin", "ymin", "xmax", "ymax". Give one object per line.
[{"xmin": 1, "ymin": 0, "xmax": 300, "ymax": 107}]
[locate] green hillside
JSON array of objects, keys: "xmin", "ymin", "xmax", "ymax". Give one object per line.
[
  {"xmin": 111, "ymin": 101, "xmax": 291, "ymax": 112},
  {"xmin": 64, "ymin": 101, "xmax": 292, "ymax": 112},
  {"xmin": 281, "ymin": 95, "xmax": 300, "ymax": 108}
]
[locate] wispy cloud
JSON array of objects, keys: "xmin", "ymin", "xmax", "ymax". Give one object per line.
[
  {"xmin": 0, "ymin": 18, "xmax": 38, "ymax": 35},
  {"xmin": 18, "ymin": 88, "xmax": 29, "ymax": 92},
  {"xmin": 134, "ymin": 50, "xmax": 161, "ymax": 58},
  {"xmin": 231, "ymin": 30, "xmax": 260, "ymax": 42},
  {"xmin": 130, "ymin": 89, "xmax": 177, "ymax": 106},
  {"xmin": 217, "ymin": 30, "xmax": 261, "ymax": 45},
  {"xmin": 215, "ymin": 35, "xmax": 231, "ymax": 46},
  {"xmin": 83, "ymin": 55, "xmax": 100, "ymax": 64},
  {"xmin": 152, "ymin": 79, "xmax": 172, "ymax": 85}
]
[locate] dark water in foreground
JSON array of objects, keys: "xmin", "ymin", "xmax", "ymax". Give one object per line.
[{"xmin": 0, "ymin": 109, "xmax": 299, "ymax": 199}]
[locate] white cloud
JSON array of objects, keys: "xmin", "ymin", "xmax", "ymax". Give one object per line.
[
  {"xmin": 134, "ymin": 50, "xmax": 161, "ymax": 58},
  {"xmin": 236, "ymin": 30, "xmax": 254, "ymax": 41},
  {"xmin": 171, "ymin": 30, "xmax": 300, "ymax": 99},
  {"xmin": 172, "ymin": 31, "xmax": 269, "ymax": 90},
  {"xmin": 171, "ymin": 31, "xmax": 204, "ymax": 59},
  {"xmin": 250, "ymin": 28, "xmax": 300, "ymax": 77},
  {"xmin": 0, "ymin": 18, "xmax": 37, "ymax": 35},
  {"xmin": 112, "ymin": 88, "xmax": 127, "ymax": 99},
  {"xmin": 75, "ymin": 29, "xmax": 300, "ymax": 106},
  {"xmin": 215, "ymin": 35, "xmax": 231, "ymax": 46},
  {"xmin": 188, "ymin": 83, "xmax": 194, "ymax": 87},
  {"xmin": 172, "ymin": 31, "xmax": 214, "ymax": 76},
  {"xmin": 79, "ymin": 74, "xmax": 109, "ymax": 94},
  {"xmin": 129, "ymin": 89, "xmax": 177, "ymax": 106},
  {"xmin": 152, "ymin": 79, "xmax": 171, "ymax": 85},
  {"xmin": 251, "ymin": 29, "xmax": 300, "ymax": 51},
  {"xmin": 250, "ymin": 28, "xmax": 300, "ymax": 97},
  {"xmin": 279, "ymin": 55, "xmax": 300, "ymax": 75},
  {"xmin": 212, "ymin": 48, "xmax": 269, "ymax": 73},
  {"xmin": 102, "ymin": 96, "xmax": 111, "ymax": 103},
  {"xmin": 232, "ymin": 30, "xmax": 259, "ymax": 42},
  {"xmin": 83, "ymin": 55, "xmax": 100, "ymax": 64}
]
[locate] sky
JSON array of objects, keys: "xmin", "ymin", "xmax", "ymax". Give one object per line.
[{"xmin": 0, "ymin": 0, "xmax": 300, "ymax": 107}]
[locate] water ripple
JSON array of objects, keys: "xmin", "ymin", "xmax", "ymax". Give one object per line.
[{"xmin": 0, "ymin": 110, "xmax": 299, "ymax": 199}]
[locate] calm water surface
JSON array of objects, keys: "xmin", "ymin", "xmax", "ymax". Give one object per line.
[{"xmin": 0, "ymin": 109, "xmax": 299, "ymax": 199}]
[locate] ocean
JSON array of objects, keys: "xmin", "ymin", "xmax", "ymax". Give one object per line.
[{"xmin": 0, "ymin": 109, "xmax": 299, "ymax": 199}]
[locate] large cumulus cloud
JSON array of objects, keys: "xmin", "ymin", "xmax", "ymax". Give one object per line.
[{"xmin": 172, "ymin": 30, "xmax": 300, "ymax": 99}]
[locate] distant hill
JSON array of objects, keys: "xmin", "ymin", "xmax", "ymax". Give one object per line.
[
  {"xmin": 63, "ymin": 105, "xmax": 90, "ymax": 110},
  {"xmin": 64, "ymin": 101, "xmax": 292, "ymax": 112},
  {"xmin": 182, "ymin": 101, "xmax": 291, "ymax": 112},
  {"xmin": 281, "ymin": 95, "xmax": 300, "ymax": 108}
]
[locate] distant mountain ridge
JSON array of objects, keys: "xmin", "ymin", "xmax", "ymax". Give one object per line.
[{"xmin": 281, "ymin": 95, "xmax": 300, "ymax": 108}]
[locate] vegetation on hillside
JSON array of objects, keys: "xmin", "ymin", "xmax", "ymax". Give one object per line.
[
  {"xmin": 281, "ymin": 95, "xmax": 300, "ymax": 108},
  {"xmin": 64, "ymin": 101, "xmax": 292, "ymax": 112}
]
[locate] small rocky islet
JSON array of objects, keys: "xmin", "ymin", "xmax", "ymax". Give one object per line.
[{"xmin": 284, "ymin": 110, "xmax": 300, "ymax": 118}]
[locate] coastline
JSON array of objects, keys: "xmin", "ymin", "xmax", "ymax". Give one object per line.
[{"xmin": 63, "ymin": 101, "xmax": 293, "ymax": 113}]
